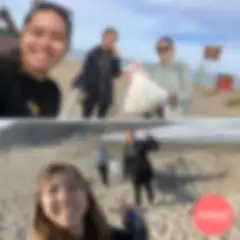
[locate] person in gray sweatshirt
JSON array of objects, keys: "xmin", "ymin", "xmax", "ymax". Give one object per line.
[{"xmin": 146, "ymin": 37, "xmax": 193, "ymax": 118}]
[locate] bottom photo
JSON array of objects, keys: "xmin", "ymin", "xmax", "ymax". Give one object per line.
[{"xmin": 0, "ymin": 121, "xmax": 240, "ymax": 240}]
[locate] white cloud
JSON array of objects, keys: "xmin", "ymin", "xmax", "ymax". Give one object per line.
[
  {"xmin": 147, "ymin": 0, "xmax": 240, "ymax": 11},
  {"xmin": 146, "ymin": 0, "xmax": 240, "ymax": 30},
  {"xmin": 155, "ymin": 16, "xmax": 207, "ymax": 35}
]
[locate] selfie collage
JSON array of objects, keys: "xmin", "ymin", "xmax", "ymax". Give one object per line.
[{"xmin": 0, "ymin": 0, "xmax": 240, "ymax": 239}]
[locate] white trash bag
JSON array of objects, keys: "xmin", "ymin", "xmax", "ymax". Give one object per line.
[
  {"xmin": 58, "ymin": 88, "xmax": 79, "ymax": 120},
  {"xmin": 109, "ymin": 159, "xmax": 122, "ymax": 183},
  {"xmin": 123, "ymin": 62, "xmax": 168, "ymax": 115}
]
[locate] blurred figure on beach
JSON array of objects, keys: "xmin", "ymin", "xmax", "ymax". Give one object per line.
[
  {"xmin": 30, "ymin": 162, "xmax": 132, "ymax": 240},
  {"xmin": 146, "ymin": 37, "xmax": 193, "ymax": 118},
  {"xmin": 123, "ymin": 130, "xmax": 159, "ymax": 206},
  {"xmin": 120, "ymin": 194, "xmax": 149, "ymax": 240},
  {"xmin": 93, "ymin": 143, "xmax": 110, "ymax": 187},
  {"xmin": 0, "ymin": 3, "xmax": 70, "ymax": 117},
  {"xmin": 74, "ymin": 27, "xmax": 121, "ymax": 118}
]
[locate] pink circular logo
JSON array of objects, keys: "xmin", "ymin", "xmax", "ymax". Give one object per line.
[{"xmin": 192, "ymin": 195, "xmax": 234, "ymax": 237}]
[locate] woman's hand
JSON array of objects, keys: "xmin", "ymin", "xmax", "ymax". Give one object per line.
[
  {"xmin": 123, "ymin": 70, "xmax": 132, "ymax": 81},
  {"xmin": 129, "ymin": 59, "xmax": 142, "ymax": 71},
  {"xmin": 168, "ymin": 92, "xmax": 179, "ymax": 106},
  {"xmin": 78, "ymin": 92, "xmax": 88, "ymax": 102},
  {"xmin": 123, "ymin": 59, "xmax": 143, "ymax": 81},
  {"xmin": 113, "ymin": 45, "xmax": 120, "ymax": 58}
]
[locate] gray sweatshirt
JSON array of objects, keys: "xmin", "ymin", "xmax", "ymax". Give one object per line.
[{"xmin": 147, "ymin": 61, "xmax": 193, "ymax": 116}]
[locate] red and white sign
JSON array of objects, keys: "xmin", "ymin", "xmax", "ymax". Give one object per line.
[{"xmin": 192, "ymin": 195, "xmax": 234, "ymax": 237}]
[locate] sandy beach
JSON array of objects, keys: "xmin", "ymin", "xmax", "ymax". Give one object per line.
[
  {"xmin": 51, "ymin": 58, "xmax": 240, "ymax": 119},
  {"xmin": 1, "ymin": 137, "xmax": 240, "ymax": 240}
]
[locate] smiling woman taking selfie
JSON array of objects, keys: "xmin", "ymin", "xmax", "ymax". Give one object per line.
[
  {"xmin": 0, "ymin": 3, "xmax": 71, "ymax": 117},
  {"xmin": 30, "ymin": 163, "xmax": 132, "ymax": 240}
]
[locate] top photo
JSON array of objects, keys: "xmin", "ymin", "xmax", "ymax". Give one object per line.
[{"xmin": 0, "ymin": 0, "xmax": 239, "ymax": 119}]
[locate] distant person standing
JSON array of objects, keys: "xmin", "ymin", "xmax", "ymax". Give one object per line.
[
  {"xmin": 93, "ymin": 143, "xmax": 110, "ymax": 187},
  {"xmin": 75, "ymin": 28, "xmax": 121, "ymax": 118},
  {"xmin": 123, "ymin": 130, "xmax": 159, "ymax": 206},
  {"xmin": 146, "ymin": 37, "xmax": 193, "ymax": 118}
]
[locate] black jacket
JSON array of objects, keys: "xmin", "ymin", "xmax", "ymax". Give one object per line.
[
  {"xmin": 111, "ymin": 228, "xmax": 133, "ymax": 240},
  {"xmin": 74, "ymin": 46, "xmax": 121, "ymax": 104},
  {"xmin": 0, "ymin": 51, "xmax": 60, "ymax": 118},
  {"xmin": 123, "ymin": 137, "xmax": 159, "ymax": 182},
  {"xmin": 122, "ymin": 209, "xmax": 149, "ymax": 240}
]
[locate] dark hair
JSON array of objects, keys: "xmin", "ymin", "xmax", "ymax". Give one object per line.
[
  {"xmin": 156, "ymin": 36, "xmax": 174, "ymax": 50},
  {"xmin": 23, "ymin": 2, "xmax": 72, "ymax": 39},
  {"xmin": 102, "ymin": 27, "xmax": 118, "ymax": 39}
]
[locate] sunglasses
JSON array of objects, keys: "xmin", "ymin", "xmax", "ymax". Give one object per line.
[{"xmin": 157, "ymin": 45, "xmax": 171, "ymax": 54}]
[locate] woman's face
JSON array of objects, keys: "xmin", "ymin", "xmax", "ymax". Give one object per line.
[
  {"xmin": 20, "ymin": 10, "xmax": 68, "ymax": 75},
  {"xmin": 125, "ymin": 130, "xmax": 134, "ymax": 144},
  {"xmin": 157, "ymin": 40, "xmax": 173, "ymax": 63},
  {"xmin": 40, "ymin": 172, "xmax": 88, "ymax": 231}
]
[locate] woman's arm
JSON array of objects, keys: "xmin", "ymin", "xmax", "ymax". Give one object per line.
[
  {"xmin": 177, "ymin": 62, "xmax": 193, "ymax": 101},
  {"xmin": 0, "ymin": 68, "xmax": 31, "ymax": 117},
  {"xmin": 143, "ymin": 136, "xmax": 160, "ymax": 152},
  {"xmin": 111, "ymin": 58, "xmax": 121, "ymax": 78},
  {"xmin": 74, "ymin": 48, "xmax": 96, "ymax": 93},
  {"xmin": 41, "ymin": 81, "xmax": 61, "ymax": 117}
]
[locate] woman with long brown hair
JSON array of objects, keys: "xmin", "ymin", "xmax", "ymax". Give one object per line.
[{"xmin": 30, "ymin": 162, "xmax": 132, "ymax": 240}]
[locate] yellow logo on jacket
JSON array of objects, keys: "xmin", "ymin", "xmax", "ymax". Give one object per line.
[{"xmin": 28, "ymin": 101, "xmax": 40, "ymax": 116}]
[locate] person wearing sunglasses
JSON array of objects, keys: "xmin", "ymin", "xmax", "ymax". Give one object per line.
[{"xmin": 146, "ymin": 37, "xmax": 193, "ymax": 118}]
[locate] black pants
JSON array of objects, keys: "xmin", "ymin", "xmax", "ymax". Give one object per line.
[
  {"xmin": 133, "ymin": 179, "xmax": 154, "ymax": 206},
  {"xmin": 98, "ymin": 164, "xmax": 109, "ymax": 186},
  {"xmin": 82, "ymin": 96, "xmax": 110, "ymax": 118},
  {"xmin": 123, "ymin": 162, "xmax": 132, "ymax": 181}
]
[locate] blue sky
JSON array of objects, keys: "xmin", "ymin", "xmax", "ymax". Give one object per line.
[{"xmin": 2, "ymin": 0, "xmax": 240, "ymax": 76}]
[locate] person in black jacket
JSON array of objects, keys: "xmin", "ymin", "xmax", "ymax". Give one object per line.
[
  {"xmin": 74, "ymin": 27, "xmax": 121, "ymax": 118},
  {"xmin": 123, "ymin": 130, "xmax": 159, "ymax": 206},
  {"xmin": 0, "ymin": 3, "xmax": 71, "ymax": 117}
]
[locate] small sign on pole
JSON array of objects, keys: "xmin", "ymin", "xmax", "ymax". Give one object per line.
[{"xmin": 203, "ymin": 46, "xmax": 222, "ymax": 61}]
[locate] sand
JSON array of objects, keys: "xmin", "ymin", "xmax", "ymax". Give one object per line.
[
  {"xmin": 1, "ymin": 137, "xmax": 240, "ymax": 240},
  {"xmin": 50, "ymin": 58, "xmax": 240, "ymax": 119},
  {"xmin": 51, "ymin": 58, "xmax": 128, "ymax": 119}
]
